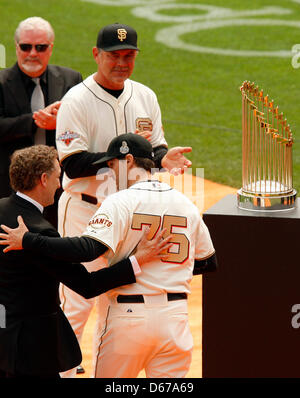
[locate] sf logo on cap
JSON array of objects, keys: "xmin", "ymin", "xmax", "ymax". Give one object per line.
[{"xmin": 117, "ymin": 28, "xmax": 127, "ymax": 42}]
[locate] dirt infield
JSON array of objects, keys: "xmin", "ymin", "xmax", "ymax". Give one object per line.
[{"xmin": 77, "ymin": 176, "xmax": 237, "ymax": 378}]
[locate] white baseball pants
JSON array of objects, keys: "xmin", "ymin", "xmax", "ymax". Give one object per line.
[
  {"xmin": 94, "ymin": 294, "xmax": 193, "ymax": 378},
  {"xmin": 58, "ymin": 190, "xmax": 108, "ymax": 378}
]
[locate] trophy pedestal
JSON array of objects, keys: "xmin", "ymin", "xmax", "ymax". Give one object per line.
[
  {"xmin": 237, "ymin": 187, "xmax": 297, "ymax": 211},
  {"xmin": 202, "ymin": 194, "xmax": 300, "ymax": 378}
]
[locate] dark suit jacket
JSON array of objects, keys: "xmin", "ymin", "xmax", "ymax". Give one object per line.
[
  {"xmin": 0, "ymin": 194, "xmax": 135, "ymax": 376},
  {"xmin": 0, "ymin": 63, "xmax": 82, "ymax": 198}
]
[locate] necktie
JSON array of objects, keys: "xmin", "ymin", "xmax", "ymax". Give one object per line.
[{"xmin": 31, "ymin": 77, "xmax": 46, "ymax": 145}]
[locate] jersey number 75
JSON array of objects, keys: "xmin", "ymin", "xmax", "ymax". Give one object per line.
[{"xmin": 131, "ymin": 213, "xmax": 190, "ymax": 264}]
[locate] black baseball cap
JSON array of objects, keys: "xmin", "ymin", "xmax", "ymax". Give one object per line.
[
  {"xmin": 96, "ymin": 23, "xmax": 139, "ymax": 52},
  {"xmin": 93, "ymin": 133, "xmax": 154, "ymax": 167}
]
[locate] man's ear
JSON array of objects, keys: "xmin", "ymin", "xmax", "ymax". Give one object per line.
[
  {"xmin": 40, "ymin": 172, "xmax": 48, "ymax": 187},
  {"xmin": 126, "ymin": 154, "xmax": 134, "ymax": 166},
  {"xmin": 92, "ymin": 46, "xmax": 100, "ymax": 62}
]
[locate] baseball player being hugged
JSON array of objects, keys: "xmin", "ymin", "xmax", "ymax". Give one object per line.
[
  {"xmin": 85, "ymin": 134, "xmax": 217, "ymax": 378},
  {"xmin": 55, "ymin": 23, "xmax": 192, "ymax": 377},
  {"xmin": 1, "ymin": 134, "xmax": 217, "ymax": 378}
]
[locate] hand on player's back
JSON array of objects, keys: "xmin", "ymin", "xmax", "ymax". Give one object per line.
[{"xmin": 134, "ymin": 228, "xmax": 173, "ymax": 266}]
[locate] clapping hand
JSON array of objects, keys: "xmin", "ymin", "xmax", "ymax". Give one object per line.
[
  {"xmin": 161, "ymin": 146, "xmax": 192, "ymax": 175},
  {"xmin": 33, "ymin": 101, "xmax": 61, "ymax": 130}
]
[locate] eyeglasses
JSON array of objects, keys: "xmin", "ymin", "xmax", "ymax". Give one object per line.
[{"xmin": 18, "ymin": 43, "xmax": 50, "ymax": 53}]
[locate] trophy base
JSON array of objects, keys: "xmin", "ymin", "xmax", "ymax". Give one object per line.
[{"xmin": 237, "ymin": 189, "xmax": 297, "ymax": 211}]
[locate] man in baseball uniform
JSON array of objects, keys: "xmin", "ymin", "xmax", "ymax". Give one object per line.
[
  {"xmin": 55, "ymin": 23, "xmax": 192, "ymax": 377},
  {"xmin": 86, "ymin": 134, "xmax": 217, "ymax": 378},
  {"xmin": 0, "ymin": 134, "xmax": 217, "ymax": 378}
]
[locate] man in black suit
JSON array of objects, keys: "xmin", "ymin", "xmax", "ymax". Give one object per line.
[
  {"xmin": 0, "ymin": 16, "xmax": 82, "ymax": 228},
  {"xmin": 0, "ymin": 145, "xmax": 170, "ymax": 378}
]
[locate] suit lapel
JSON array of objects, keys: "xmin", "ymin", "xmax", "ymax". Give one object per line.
[
  {"xmin": 6, "ymin": 64, "xmax": 64, "ymax": 110},
  {"xmin": 47, "ymin": 65, "xmax": 64, "ymax": 104},
  {"xmin": 6, "ymin": 64, "xmax": 31, "ymax": 113},
  {"xmin": 46, "ymin": 66, "xmax": 65, "ymax": 145}
]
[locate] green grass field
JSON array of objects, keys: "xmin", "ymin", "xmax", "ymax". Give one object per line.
[{"xmin": 1, "ymin": 0, "xmax": 300, "ymax": 192}]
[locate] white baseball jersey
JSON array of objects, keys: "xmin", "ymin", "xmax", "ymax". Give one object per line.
[
  {"xmin": 82, "ymin": 180, "xmax": 215, "ymax": 298},
  {"xmin": 56, "ymin": 74, "xmax": 167, "ymax": 201}
]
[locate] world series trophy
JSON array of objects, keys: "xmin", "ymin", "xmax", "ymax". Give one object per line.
[{"xmin": 237, "ymin": 81, "xmax": 297, "ymax": 211}]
